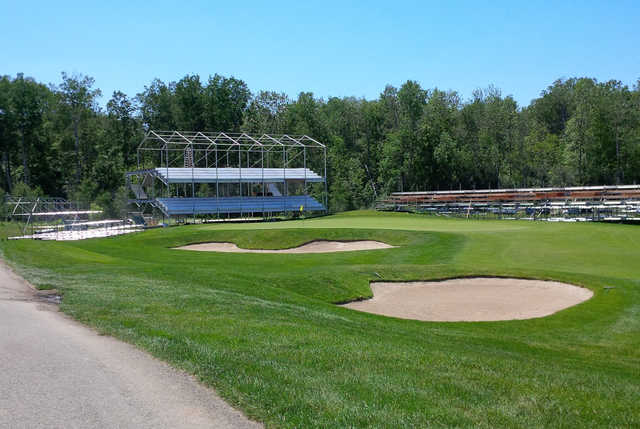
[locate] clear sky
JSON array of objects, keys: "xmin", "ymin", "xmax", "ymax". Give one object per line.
[{"xmin": 2, "ymin": 0, "xmax": 639, "ymax": 108}]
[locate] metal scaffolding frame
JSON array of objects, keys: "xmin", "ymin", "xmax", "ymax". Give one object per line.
[
  {"xmin": 3, "ymin": 196, "xmax": 103, "ymax": 235},
  {"xmin": 126, "ymin": 131, "xmax": 328, "ymax": 219}
]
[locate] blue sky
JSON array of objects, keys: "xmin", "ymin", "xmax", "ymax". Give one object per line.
[{"xmin": 2, "ymin": 1, "xmax": 638, "ymax": 108}]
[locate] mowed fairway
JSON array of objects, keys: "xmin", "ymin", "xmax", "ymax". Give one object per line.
[{"xmin": 2, "ymin": 211, "xmax": 639, "ymax": 428}]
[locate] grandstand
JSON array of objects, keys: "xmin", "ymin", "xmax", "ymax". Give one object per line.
[
  {"xmin": 377, "ymin": 185, "xmax": 640, "ymax": 222},
  {"xmin": 126, "ymin": 131, "xmax": 327, "ymax": 220}
]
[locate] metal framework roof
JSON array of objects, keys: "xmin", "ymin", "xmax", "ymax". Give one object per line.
[
  {"xmin": 138, "ymin": 130, "xmax": 325, "ymax": 151},
  {"xmin": 4, "ymin": 196, "xmax": 97, "ymax": 217},
  {"xmin": 128, "ymin": 130, "xmax": 329, "ymax": 217}
]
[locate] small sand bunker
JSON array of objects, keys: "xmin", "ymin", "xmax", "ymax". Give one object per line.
[
  {"xmin": 342, "ymin": 278, "xmax": 593, "ymax": 322},
  {"xmin": 176, "ymin": 240, "xmax": 393, "ymax": 254}
]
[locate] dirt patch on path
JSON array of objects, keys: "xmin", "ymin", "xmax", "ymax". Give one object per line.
[
  {"xmin": 176, "ymin": 240, "xmax": 394, "ymax": 253},
  {"xmin": 341, "ymin": 278, "xmax": 593, "ymax": 322}
]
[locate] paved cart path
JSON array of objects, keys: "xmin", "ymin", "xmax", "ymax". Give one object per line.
[{"xmin": 0, "ymin": 260, "xmax": 261, "ymax": 429}]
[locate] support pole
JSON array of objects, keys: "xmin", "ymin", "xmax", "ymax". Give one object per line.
[
  {"xmin": 283, "ymin": 145, "xmax": 286, "ymax": 214},
  {"xmin": 238, "ymin": 146, "xmax": 242, "ymax": 219},
  {"xmin": 303, "ymin": 147, "xmax": 307, "ymax": 216},
  {"xmin": 215, "ymin": 146, "xmax": 219, "ymax": 219},
  {"xmin": 323, "ymin": 146, "xmax": 328, "ymax": 213},
  {"xmin": 165, "ymin": 145, "xmax": 169, "ymax": 197},
  {"xmin": 191, "ymin": 144, "xmax": 195, "ymax": 222},
  {"xmin": 261, "ymin": 146, "xmax": 265, "ymax": 216}
]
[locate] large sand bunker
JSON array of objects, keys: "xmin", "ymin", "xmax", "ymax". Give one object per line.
[
  {"xmin": 176, "ymin": 240, "xmax": 393, "ymax": 253},
  {"xmin": 342, "ymin": 278, "xmax": 593, "ymax": 322}
]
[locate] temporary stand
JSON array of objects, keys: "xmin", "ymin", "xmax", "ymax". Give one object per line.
[
  {"xmin": 378, "ymin": 185, "xmax": 640, "ymax": 222},
  {"xmin": 126, "ymin": 131, "xmax": 328, "ymax": 221}
]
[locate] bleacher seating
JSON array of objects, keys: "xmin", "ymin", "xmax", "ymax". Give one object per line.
[
  {"xmin": 155, "ymin": 196, "xmax": 325, "ymax": 216},
  {"xmin": 152, "ymin": 167, "xmax": 324, "ymax": 184}
]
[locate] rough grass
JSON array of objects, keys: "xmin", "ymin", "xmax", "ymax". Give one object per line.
[
  {"xmin": 0, "ymin": 221, "xmax": 23, "ymax": 239},
  {"xmin": 2, "ymin": 211, "xmax": 639, "ymax": 428}
]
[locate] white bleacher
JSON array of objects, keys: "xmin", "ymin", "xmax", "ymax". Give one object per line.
[{"xmin": 152, "ymin": 167, "xmax": 324, "ymax": 184}]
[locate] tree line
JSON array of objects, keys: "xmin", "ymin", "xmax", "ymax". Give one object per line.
[{"xmin": 1, "ymin": 72, "xmax": 639, "ymax": 214}]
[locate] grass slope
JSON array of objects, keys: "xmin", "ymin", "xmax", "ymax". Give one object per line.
[{"xmin": 2, "ymin": 211, "xmax": 639, "ymax": 428}]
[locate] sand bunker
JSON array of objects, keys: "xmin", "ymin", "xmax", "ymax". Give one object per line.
[
  {"xmin": 341, "ymin": 278, "xmax": 593, "ymax": 322},
  {"xmin": 176, "ymin": 240, "xmax": 393, "ymax": 254}
]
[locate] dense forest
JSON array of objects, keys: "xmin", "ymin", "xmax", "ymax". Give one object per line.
[{"xmin": 1, "ymin": 72, "xmax": 639, "ymax": 214}]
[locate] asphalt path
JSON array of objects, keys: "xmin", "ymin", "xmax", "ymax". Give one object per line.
[{"xmin": 0, "ymin": 259, "xmax": 261, "ymax": 429}]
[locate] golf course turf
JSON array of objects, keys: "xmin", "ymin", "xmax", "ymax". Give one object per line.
[{"xmin": 1, "ymin": 211, "xmax": 639, "ymax": 427}]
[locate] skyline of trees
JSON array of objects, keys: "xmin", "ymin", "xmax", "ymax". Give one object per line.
[{"xmin": 0, "ymin": 71, "xmax": 639, "ymax": 214}]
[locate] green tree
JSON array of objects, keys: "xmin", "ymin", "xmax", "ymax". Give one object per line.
[
  {"xmin": 55, "ymin": 72, "xmax": 102, "ymax": 186},
  {"xmin": 284, "ymin": 92, "xmax": 328, "ymax": 140},
  {"xmin": 137, "ymin": 79, "xmax": 176, "ymax": 130},
  {"xmin": 11, "ymin": 74, "xmax": 47, "ymax": 184},
  {"xmin": 0, "ymin": 76, "xmax": 14, "ymax": 192},
  {"xmin": 203, "ymin": 74, "xmax": 250, "ymax": 131},
  {"xmin": 242, "ymin": 91, "xmax": 289, "ymax": 134},
  {"xmin": 173, "ymin": 74, "xmax": 205, "ymax": 131},
  {"xmin": 106, "ymin": 91, "xmax": 141, "ymax": 167},
  {"xmin": 531, "ymin": 78, "xmax": 576, "ymax": 135},
  {"xmin": 418, "ymin": 89, "xmax": 461, "ymax": 190}
]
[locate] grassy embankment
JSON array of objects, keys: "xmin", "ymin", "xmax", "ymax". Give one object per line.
[{"xmin": 2, "ymin": 211, "xmax": 639, "ymax": 427}]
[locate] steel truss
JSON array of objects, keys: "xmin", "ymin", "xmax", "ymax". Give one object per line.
[{"xmin": 4, "ymin": 196, "xmax": 102, "ymax": 234}]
